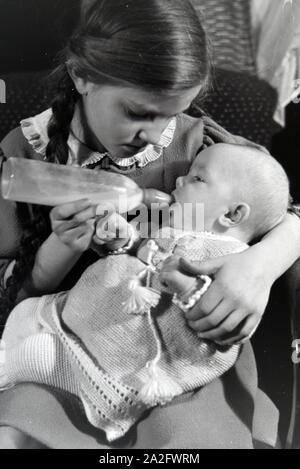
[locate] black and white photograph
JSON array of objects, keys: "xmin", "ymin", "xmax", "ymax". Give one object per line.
[{"xmin": 0, "ymin": 0, "xmax": 299, "ymax": 451}]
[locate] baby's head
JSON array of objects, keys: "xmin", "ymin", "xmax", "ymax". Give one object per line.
[{"xmin": 171, "ymin": 143, "xmax": 290, "ymax": 242}]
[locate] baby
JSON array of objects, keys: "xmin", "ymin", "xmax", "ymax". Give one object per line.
[{"xmin": 0, "ymin": 143, "xmax": 289, "ymax": 442}]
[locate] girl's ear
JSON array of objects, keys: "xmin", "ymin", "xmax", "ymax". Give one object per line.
[
  {"xmin": 218, "ymin": 203, "xmax": 251, "ymax": 228},
  {"xmin": 66, "ymin": 63, "xmax": 93, "ymax": 96}
]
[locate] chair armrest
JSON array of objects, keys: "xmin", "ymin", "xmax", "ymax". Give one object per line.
[{"xmin": 285, "ymin": 257, "xmax": 300, "ymax": 448}]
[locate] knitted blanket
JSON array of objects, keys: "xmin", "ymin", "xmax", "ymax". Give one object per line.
[{"xmin": 0, "ymin": 229, "xmax": 248, "ymax": 442}]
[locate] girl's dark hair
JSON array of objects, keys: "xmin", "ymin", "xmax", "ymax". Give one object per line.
[
  {"xmin": 77, "ymin": 0, "xmax": 209, "ymax": 91},
  {"xmin": 1, "ymin": 0, "xmax": 209, "ymax": 328},
  {"xmin": 47, "ymin": 0, "xmax": 210, "ymax": 163}
]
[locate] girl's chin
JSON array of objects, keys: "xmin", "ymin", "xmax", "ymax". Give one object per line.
[{"xmin": 119, "ymin": 144, "xmax": 147, "ymax": 157}]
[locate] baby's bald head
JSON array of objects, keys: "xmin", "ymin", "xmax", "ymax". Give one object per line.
[{"xmin": 193, "ymin": 143, "xmax": 290, "ymax": 240}]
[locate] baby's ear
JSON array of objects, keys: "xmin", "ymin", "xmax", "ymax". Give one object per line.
[{"xmin": 218, "ymin": 203, "xmax": 251, "ymax": 228}]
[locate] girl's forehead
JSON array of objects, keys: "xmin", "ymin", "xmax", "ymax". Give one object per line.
[{"xmin": 98, "ymin": 83, "xmax": 201, "ymax": 115}]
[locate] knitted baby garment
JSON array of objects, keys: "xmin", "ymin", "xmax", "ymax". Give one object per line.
[{"xmin": 0, "ymin": 229, "xmax": 248, "ymax": 442}]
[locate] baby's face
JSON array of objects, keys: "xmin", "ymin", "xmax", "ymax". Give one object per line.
[{"xmin": 170, "ymin": 146, "xmax": 234, "ymax": 232}]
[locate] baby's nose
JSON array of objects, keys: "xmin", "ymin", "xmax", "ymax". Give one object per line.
[{"xmin": 176, "ymin": 176, "xmax": 184, "ymax": 188}]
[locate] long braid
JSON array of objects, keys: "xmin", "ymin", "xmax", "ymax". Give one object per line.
[
  {"xmin": 0, "ymin": 67, "xmax": 78, "ymax": 334},
  {"xmin": 46, "ymin": 64, "xmax": 78, "ymax": 164}
]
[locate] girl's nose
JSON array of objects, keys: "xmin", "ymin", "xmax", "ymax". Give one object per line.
[{"xmin": 138, "ymin": 118, "xmax": 169, "ymax": 146}]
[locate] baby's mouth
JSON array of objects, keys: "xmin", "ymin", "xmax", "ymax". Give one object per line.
[
  {"xmin": 171, "ymin": 190, "xmax": 178, "ymax": 204},
  {"xmin": 169, "ymin": 195, "xmax": 182, "ymax": 213}
]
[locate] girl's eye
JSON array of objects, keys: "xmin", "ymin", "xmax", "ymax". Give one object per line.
[{"xmin": 126, "ymin": 108, "xmax": 153, "ymax": 121}]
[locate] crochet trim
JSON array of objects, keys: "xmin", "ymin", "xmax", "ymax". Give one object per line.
[
  {"xmin": 20, "ymin": 108, "xmax": 176, "ymax": 169},
  {"xmin": 77, "ymin": 118, "xmax": 176, "ymax": 169},
  {"xmin": 20, "ymin": 109, "xmax": 53, "ymax": 157}
]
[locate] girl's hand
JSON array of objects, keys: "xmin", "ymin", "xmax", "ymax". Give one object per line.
[
  {"xmin": 176, "ymin": 250, "xmax": 273, "ymax": 345},
  {"xmin": 50, "ymin": 199, "xmax": 96, "ymax": 253},
  {"xmin": 93, "ymin": 212, "xmax": 131, "ymax": 250}
]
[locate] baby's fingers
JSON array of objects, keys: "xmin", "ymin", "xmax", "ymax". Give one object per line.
[
  {"xmin": 92, "ymin": 231, "xmax": 117, "ymax": 245},
  {"xmin": 96, "ymin": 213, "xmax": 129, "ymax": 239}
]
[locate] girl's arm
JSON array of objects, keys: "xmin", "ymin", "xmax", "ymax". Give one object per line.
[
  {"xmin": 19, "ymin": 233, "xmax": 83, "ymax": 299},
  {"xmin": 162, "ymin": 213, "xmax": 300, "ymax": 345},
  {"xmin": 250, "ymin": 213, "xmax": 300, "ymax": 281},
  {"xmin": 16, "ymin": 199, "xmax": 96, "ymax": 301}
]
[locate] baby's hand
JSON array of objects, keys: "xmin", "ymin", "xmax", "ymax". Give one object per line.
[
  {"xmin": 93, "ymin": 212, "xmax": 132, "ymax": 251},
  {"xmin": 158, "ymin": 255, "xmax": 197, "ymax": 299}
]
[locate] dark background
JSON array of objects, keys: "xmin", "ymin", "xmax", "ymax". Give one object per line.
[{"xmin": 0, "ymin": 0, "xmax": 80, "ymax": 73}]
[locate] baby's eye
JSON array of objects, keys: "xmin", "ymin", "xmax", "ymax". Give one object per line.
[{"xmin": 193, "ymin": 175, "xmax": 205, "ymax": 183}]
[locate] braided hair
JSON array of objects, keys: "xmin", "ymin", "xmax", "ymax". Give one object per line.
[
  {"xmin": 0, "ymin": 0, "xmax": 210, "ymax": 330},
  {"xmin": 46, "ymin": 66, "xmax": 79, "ymax": 164}
]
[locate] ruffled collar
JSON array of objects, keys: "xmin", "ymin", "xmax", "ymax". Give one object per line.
[{"xmin": 20, "ymin": 107, "xmax": 176, "ymax": 169}]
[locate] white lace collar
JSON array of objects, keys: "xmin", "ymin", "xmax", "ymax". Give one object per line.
[{"xmin": 20, "ymin": 107, "xmax": 176, "ymax": 169}]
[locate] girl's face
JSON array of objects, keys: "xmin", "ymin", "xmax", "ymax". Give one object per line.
[{"xmin": 80, "ymin": 83, "xmax": 201, "ymax": 158}]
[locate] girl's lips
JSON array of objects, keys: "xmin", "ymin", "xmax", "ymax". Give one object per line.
[{"xmin": 121, "ymin": 144, "xmax": 147, "ymax": 157}]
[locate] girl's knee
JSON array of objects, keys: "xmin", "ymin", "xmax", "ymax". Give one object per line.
[
  {"xmin": 2, "ymin": 298, "xmax": 44, "ymax": 349},
  {"xmin": 0, "ymin": 426, "xmax": 46, "ymax": 449}
]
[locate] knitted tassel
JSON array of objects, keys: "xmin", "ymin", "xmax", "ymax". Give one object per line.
[
  {"xmin": 123, "ymin": 276, "xmax": 161, "ymax": 315},
  {"xmin": 137, "ymin": 290, "xmax": 182, "ymax": 406},
  {"xmin": 139, "ymin": 361, "xmax": 183, "ymax": 406}
]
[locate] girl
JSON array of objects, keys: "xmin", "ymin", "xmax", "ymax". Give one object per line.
[{"xmin": 0, "ymin": 0, "xmax": 299, "ymax": 449}]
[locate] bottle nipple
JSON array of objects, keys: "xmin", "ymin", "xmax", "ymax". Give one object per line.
[{"xmin": 143, "ymin": 189, "xmax": 174, "ymax": 207}]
